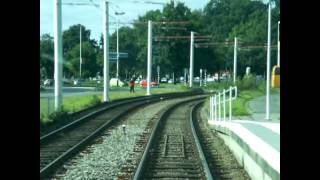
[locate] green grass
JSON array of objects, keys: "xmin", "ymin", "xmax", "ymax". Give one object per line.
[
  {"xmin": 204, "ymin": 89, "xmax": 264, "ymax": 118},
  {"xmin": 40, "ymin": 84, "xmax": 190, "ymax": 122},
  {"xmin": 232, "ymin": 89, "xmax": 264, "ymax": 116},
  {"xmin": 204, "ymin": 77, "xmax": 267, "ymax": 117}
]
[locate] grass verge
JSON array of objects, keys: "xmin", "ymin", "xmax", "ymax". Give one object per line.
[{"xmin": 40, "ymin": 84, "xmax": 190, "ymax": 123}]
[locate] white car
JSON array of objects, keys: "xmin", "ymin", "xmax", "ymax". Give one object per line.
[
  {"xmin": 73, "ymin": 79, "xmax": 80, "ymax": 85},
  {"xmin": 160, "ymin": 77, "xmax": 167, "ymax": 83},
  {"xmin": 43, "ymin": 79, "xmax": 53, "ymax": 86},
  {"xmin": 168, "ymin": 79, "xmax": 173, "ymax": 83},
  {"xmin": 207, "ymin": 77, "xmax": 215, "ymax": 82},
  {"xmin": 110, "ymin": 78, "xmax": 124, "ymax": 87}
]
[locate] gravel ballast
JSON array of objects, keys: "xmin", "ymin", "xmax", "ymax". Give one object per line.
[{"xmin": 55, "ymin": 97, "xmax": 198, "ymax": 179}]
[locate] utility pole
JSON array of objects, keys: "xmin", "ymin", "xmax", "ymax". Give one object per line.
[
  {"xmin": 147, "ymin": 20, "xmax": 152, "ymax": 96},
  {"xmin": 189, "ymin": 31, "xmax": 194, "ymax": 88},
  {"xmin": 172, "ymin": 72, "xmax": 175, "ymax": 84},
  {"xmin": 200, "ymin": 69, "xmax": 203, "ymax": 87},
  {"xmin": 115, "ymin": 12, "xmax": 125, "ymax": 87},
  {"xmin": 204, "ymin": 69, "xmax": 207, "ymax": 87},
  {"xmin": 80, "ymin": 25, "xmax": 82, "ymax": 79},
  {"xmin": 233, "ymin": 37, "xmax": 237, "ymax": 84},
  {"xmin": 277, "ymin": 21, "xmax": 280, "ymax": 66},
  {"xmin": 103, "ymin": 0, "xmax": 110, "ymax": 102},
  {"xmin": 266, "ymin": 1, "xmax": 272, "ymax": 120},
  {"xmin": 54, "ymin": 0, "xmax": 63, "ymax": 111},
  {"xmin": 116, "ymin": 18, "xmax": 119, "ymax": 86},
  {"xmin": 184, "ymin": 68, "xmax": 187, "ymax": 86}
]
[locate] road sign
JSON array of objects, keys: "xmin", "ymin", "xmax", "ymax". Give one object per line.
[{"xmin": 109, "ymin": 52, "xmax": 128, "ymax": 59}]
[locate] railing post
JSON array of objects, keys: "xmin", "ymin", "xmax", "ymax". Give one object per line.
[
  {"xmin": 218, "ymin": 93, "xmax": 221, "ymax": 121},
  {"xmin": 210, "ymin": 96, "xmax": 213, "ymax": 121},
  {"xmin": 214, "ymin": 95, "xmax": 217, "ymax": 121},
  {"xmin": 229, "ymin": 86, "xmax": 232, "ymax": 121},
  {"xmin": 223, "ymin": 89, "xmax": 226, "ymax": 121}
]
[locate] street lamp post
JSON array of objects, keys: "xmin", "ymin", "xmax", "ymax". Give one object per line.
[
  {"xmin": 200, "ymin": 69, "xmax": 203, "ymax": 87},
  {"xmin": 266, "ymin": 1, "xmax": 272, "ymax": 120},
  {"xmin": 115, "ymin": 11, "xmax": 125, "ymax": 87},
  {"xmin": 277, "ymin": 21, "xmax": 280, "ymax": 66},
  {"xmin": 103, "ymin": 0, "xmax": 110, "ymax": 102},
  {"xmin": 54, "ymin": 0, "xmax": 63, "ymax": 111},
  {"xmin": 147, "ymin": 20, "xmax": 152, "ymax": 96},
  {"xmin": 80, "ymin": 25, "xmax": 82, "ymax": 79},
  {"xmin": 233, "ymin": 37, "xmax": 237, "ymax": 84},
  {"xmin": 189, "ymin": 31, "xmax": 194, "ymax": 88}
]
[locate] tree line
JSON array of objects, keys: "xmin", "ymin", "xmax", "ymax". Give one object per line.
[{"xmin": 40, "ymin": 0, "xmax": 280, "ymax": 81}]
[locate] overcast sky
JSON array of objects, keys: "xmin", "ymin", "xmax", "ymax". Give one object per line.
[{"xmin": 40, "ymin": 0, "xmax": 210, "ymax": 40}]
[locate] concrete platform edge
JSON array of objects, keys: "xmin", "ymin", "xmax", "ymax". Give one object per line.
[{"xmin": 209, "ymin": 122, "xmax": 280, "ymax": 180}]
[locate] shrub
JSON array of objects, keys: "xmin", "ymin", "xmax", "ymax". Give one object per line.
[
  {"xmin": 206, "ymin": 80, "xmax": 233, "ymax": 91},
  {"xmin": 47, "ymin": 107, "xmax": 70, "ymax": 123},
  {"xmin": 236, "ymin": 74, "xmax": 266, "ymax": 92},
  {"xmin": 179, "ymin": 85, "xmax": 190, "ymax": 91},
  {"xmin": 40, "ymin": 85, "xmax": 45, "ymax": 91},
  {"xmin": 237, "ymin": 74, "xmax": 257, "ymax": 90},
  {"xmin": 89, "ymin": 95, "xmax": 101, "ymax": 106}
]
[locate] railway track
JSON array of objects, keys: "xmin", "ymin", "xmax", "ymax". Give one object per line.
[
  {"xmin": 132, "ymin": 97, "xmax": 213, "ymax": 179},
  {"xmin": 40, "ymin": 91, "xmax": 204, "ymax": 179}
]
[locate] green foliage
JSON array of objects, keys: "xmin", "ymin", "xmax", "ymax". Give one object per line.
[
  {"xmin": 40, "ymin": 34, "xmax": 54, "ymax": 79},
  {"xmin": 88, "ymin": 95, "xmax": 101, "ymax": 107},
  {"xmin": 236, "ymin": 74, "xmax": 257, "ymax": 90},
  {"xmin": 40, "ymin": 107, "xmax": 70, "ymax": 126},
  {"xmin": 40, "ymin": 0, "xmax": 280, "ymax": 82},
  {"xmin": 66, "ymin": 42, "xmax": 99, "ymax": 77},
  {"xmin": 236, "ymin": 74, "xmax": 266, "ymax": 92},
  {"xmin": 48, "ymin": 108, "xmax": 70, "ymax": 122},
  {"xmin": 179, "ymin": 85, "xmax": 190, "ymax": 91},
  {"xmin": 206, "ymin": 80, "xmax": 233, "ymax": 91}
]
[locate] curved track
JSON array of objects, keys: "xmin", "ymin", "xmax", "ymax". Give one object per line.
[
  {"xmin": 40, "ymin": 91, "xmax": 203, "ymax": 179},
  {"xmin": 133, "ymin": 98, "xmax": 213, "ymax": 180}
]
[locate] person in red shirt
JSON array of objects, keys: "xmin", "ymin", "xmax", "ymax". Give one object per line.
[{"xmin": 128, "ymin": 78, "xmax": 135, "ymax": 93}]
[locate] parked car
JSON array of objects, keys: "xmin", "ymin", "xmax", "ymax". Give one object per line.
[
  {"xmin": 168, "ymin": 79, "xmax": 173, "ymax": 83},
  {"xmin": 140, "ymin": 80, "xmax": 147, "ymax": 87},
  {"xmin": 140, "ymin": 80, "xmax": 159, "ymax": 88},
  {"xmin": 151, "ymin": 81, "xmax": 159, "ymax": 87},
  {"xmin": 73, "ymin": 79, "xmax": 80, "ymax": 86},
  {"xmin": 160, "ymin": 77, "xmax": 168, "ymax": 83},
  {"xmin": 43, "ymin": 79, "xmax": 53, "ymax": 86},
  {"xmin": 110, "ymin": 78, "xmax": 124, "ymax": 87},
  {"xmin": 207, "ymin": 77, "xmax": 215, "ymax": 82},
  {"xmin": 135, "ymin": 78, "xmax": 141, "ymax": 84}
]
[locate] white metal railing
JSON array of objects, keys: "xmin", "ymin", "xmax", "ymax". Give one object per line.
[{"xmin": 209, "ymin": 86, "xmax": 237, "ymax": 121}]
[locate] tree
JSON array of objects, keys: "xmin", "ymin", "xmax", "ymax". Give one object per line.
[
  {"xmin": 40, "ymin": 34, "xmax": 54, "ymax": 79},
  {"xmin": 62, "ymin": 24, "xmax": 91, "ymax": 55},
  {"xmin": 40, "ymin": 0, "xmax": 280, "ymax": 80},
  {"xmin": 62, "ymin": 25, "xmax": 99, "ymax": 78},
  {"xmin": 65, "ymin": 41, "xmax": 99, "ymax": 78}
]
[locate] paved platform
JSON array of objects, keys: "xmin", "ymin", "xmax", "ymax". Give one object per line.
[
  {"xmin": 236, "ymin": 92, "xmax": 280, "ymax": 122},
  {"xmin": 207, "ymin": 92, "xmax": 280, "ymax": 180},
  {"xmin": 208, "ymin": 120, "xmax": 280, "ymax": 180}
]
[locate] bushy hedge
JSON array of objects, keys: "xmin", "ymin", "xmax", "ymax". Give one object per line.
[
  {"xmin": 40, "ymin": 107, "xmax": 70, "ymax": 126},
  {"xmin": 205, "ymin": 74, "xmax": 266, "ymax": 92}
]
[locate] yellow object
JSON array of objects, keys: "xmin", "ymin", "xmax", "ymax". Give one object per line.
[{"xmin": 272, "ymin": 65, "xmax": 280, "ymax": 88}]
